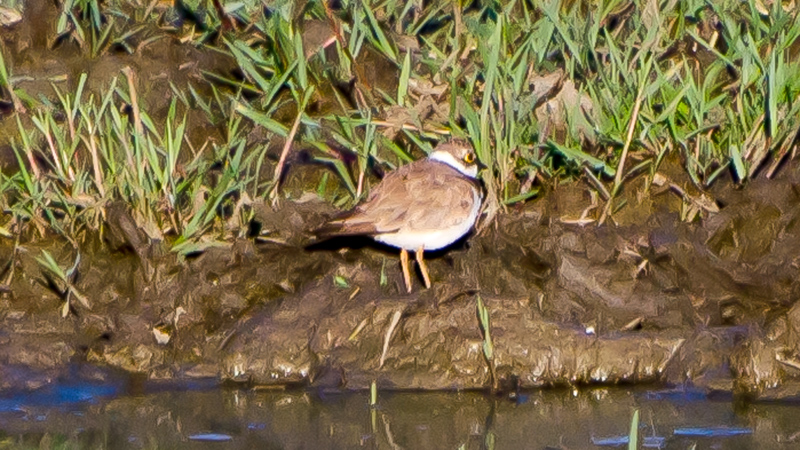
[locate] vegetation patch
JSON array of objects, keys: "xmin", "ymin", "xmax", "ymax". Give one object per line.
[{"xmin": 0, "ymin": 0, "xmax": 799, "ymax": 247}]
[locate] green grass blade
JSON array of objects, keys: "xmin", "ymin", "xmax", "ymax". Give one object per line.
[{"xmin": 628, "ymin": 409, "xmax": 639, "ymax": 450}]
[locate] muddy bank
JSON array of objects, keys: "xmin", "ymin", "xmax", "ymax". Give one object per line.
[{"xmin": 0, "ymin": 159, "xmax": 799, "ymax": 401}]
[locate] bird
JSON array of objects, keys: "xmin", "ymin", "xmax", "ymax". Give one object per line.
[{"xmin": 315, "ymin": 139, "xmax": 483, "ymax": 292}]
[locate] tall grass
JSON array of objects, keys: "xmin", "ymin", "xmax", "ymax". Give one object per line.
[
  {"xmin": 217, "ymin": 0, "xmax": 800, "ymax": 217},
  {"xmin": 4, "ymin": 0, "xmax": 800, "ymax": 244},
  {"xmin": 2, "ymin": 69, "xmax": 267, "ymax": 256}
]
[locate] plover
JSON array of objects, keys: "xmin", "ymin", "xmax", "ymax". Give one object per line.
[{"xmin": 316, "ymin": 140, "xmax": 483, "ymax": 292}]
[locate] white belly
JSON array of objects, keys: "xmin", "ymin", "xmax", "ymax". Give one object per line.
[{"xmin": 374, "ymin": 188, "xmax": 482, "ymax": 251}]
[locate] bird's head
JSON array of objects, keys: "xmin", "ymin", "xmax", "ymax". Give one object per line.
[{"xmin": 428, "ymin": 139, "xmax": 481, "ymax": 178}]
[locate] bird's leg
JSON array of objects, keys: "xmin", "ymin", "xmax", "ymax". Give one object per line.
[
  {"xmin": 415, "ymin": 246, "xmax": 431, "ymax": 289},
  {"xmin": 400, "ymin": 249, "xmax": 412, "ymax": 293}
]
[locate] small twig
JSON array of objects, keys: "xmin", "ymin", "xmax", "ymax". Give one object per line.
[
  {"xmin": 348, "ymin": 317, "xmax": 369, "ymax": 341},
  {"xmin": 356, "ymin": 168, "xmax": 365, "ymax": 199},
  {"xmin": 776, "ymin": 353, "xmax": 800, "ymax": 372},
  {"xmin": 121, "ymin": 67, "xmax": 143, "ymax": 137},
  {"xmin": 561, "ymin": 190, "xmax": 599, "ymax": 226},
  {"xmin": 269, "ymin": 101, "xmax": 305, "ymax": 203},
  {"xmin": 379, "ymin": 309, "xmax": 402, "ymax": 368},
  {"xmin": 2, "ymin": 225, "xmax": 20, "ymax": 286},
  {"xmin": 622, "ymin": 317, "xmax": 644, "ymax": 331},
  {"xmin": 742, "ymin": 114, "xmax": 765, "ymax": 160},
  {"xmin": 767, "ymin": 122, "xmax": 800, "ymax": 178},
  {"xmin": 614, "ymin": 80, "xmax": 645, "ymax": 189},
  {"xmin": 211, "ymin": 0, "xmax": 235, "ymax": 31},
  {"xmin": 80, "ymin": 128, "xmax": 105, "ymax": 197},
  {"xmin": 767, "ymin": 143, "xmax": 795, "ymax": 179},
  {"xmin": 668, "ymin": 182, "xmax": 719, "ymax": 213},
  {"xmin": 600, "ymin": 56, "xmax": 650, "ymax": 225},
  {"xmin": 18, "ymin": 132, "xmax": 42, "ymax": 180},
  {"xmin": 367, "ymin": 120, "xmax": 451, "ymax": 136},
  {"xmin": 142, "ymin": 0, "xmax": 159, "ymax": 20},
  {"xmin": 583, "ymin": 166, "xmax": 610, "ymax": 201}
]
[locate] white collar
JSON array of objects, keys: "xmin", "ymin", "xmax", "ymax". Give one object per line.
[{"xmin": 429, "ymin": 151, "xmax": 478, "ymax": 178}]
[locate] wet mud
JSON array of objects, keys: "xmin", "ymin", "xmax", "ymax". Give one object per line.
[{"xmin": 0, "ymin": 158, "xmax": 799, "ymax": 402}]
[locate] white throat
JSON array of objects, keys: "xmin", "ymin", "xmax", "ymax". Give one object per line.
[{"xmin": 429, "ymin": 151, "xmax": 478, "ymax": 178}]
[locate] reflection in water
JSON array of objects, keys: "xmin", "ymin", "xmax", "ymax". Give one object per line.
[
  {"xmin": 0, "ymin": 382, "xmax": 797, "ymax": 449},
  {"xmin": 0, "ymin": 382, "xmax": 121, "ymax": 412}
]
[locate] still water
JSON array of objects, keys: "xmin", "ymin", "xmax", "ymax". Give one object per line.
[{"xmin": 0, "ymin": 376, "xmax": 797, "ymax": 449}]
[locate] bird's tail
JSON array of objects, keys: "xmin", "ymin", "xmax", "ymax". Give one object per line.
[{"xmin": 312, "ymin": 219, "xmax": 377, "ymax": 238}]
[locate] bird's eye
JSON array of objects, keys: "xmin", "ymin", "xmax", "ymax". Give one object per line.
[{"xmin": 464, "ymin": 152, "xmax": 476, "ymax": 164}]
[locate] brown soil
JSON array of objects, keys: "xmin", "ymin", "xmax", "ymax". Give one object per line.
[{"xmin": 0, "ymin": 157, "xmax": 799, "ymax": 401}]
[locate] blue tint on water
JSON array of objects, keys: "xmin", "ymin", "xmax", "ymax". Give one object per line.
[
  {"xmin": 592, "ymin": 435, "xmax": 666, "ymax": 448},
  {"xmin": 673, "ymin": 426, "xmax": 753, "ymax": 437},
  {"xmin": 642, "ymin": 387, "xmax": 710, "ymax": 402},
  {"xmin": 188, "ymin": 433, "xmax": 233, "ymax": 442},
  {"xmin": 0, "ymin": 381, "xmax": 121, "ymax": 412}
]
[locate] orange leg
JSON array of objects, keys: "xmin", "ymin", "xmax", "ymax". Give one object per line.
[
  {"xmin": 400, "ymin": 249, "xmax": 412, "ymax": 293},
  {"xmin": 415, "ymin": 246, "xmax": 431, "ymax": 289}
]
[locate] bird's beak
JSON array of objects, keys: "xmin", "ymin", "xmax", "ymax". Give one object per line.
[{"xmin": 476, "ymin": 160, "xmax": 488, "ymax": 171}]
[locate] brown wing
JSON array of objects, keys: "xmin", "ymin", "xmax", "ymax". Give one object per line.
[{"xmin": 323, "ymin": 160, "xmax": 481, "ymax": 236}]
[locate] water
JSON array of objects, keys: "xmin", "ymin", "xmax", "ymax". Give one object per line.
[{"xmin": 0, "ymin": 380, "xmax": 798, "ymax": 449}]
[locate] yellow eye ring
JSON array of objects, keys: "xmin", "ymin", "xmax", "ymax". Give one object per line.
[{"xmin": 464, "ymin": 152, "xmax": 476, "ymax": 164}]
